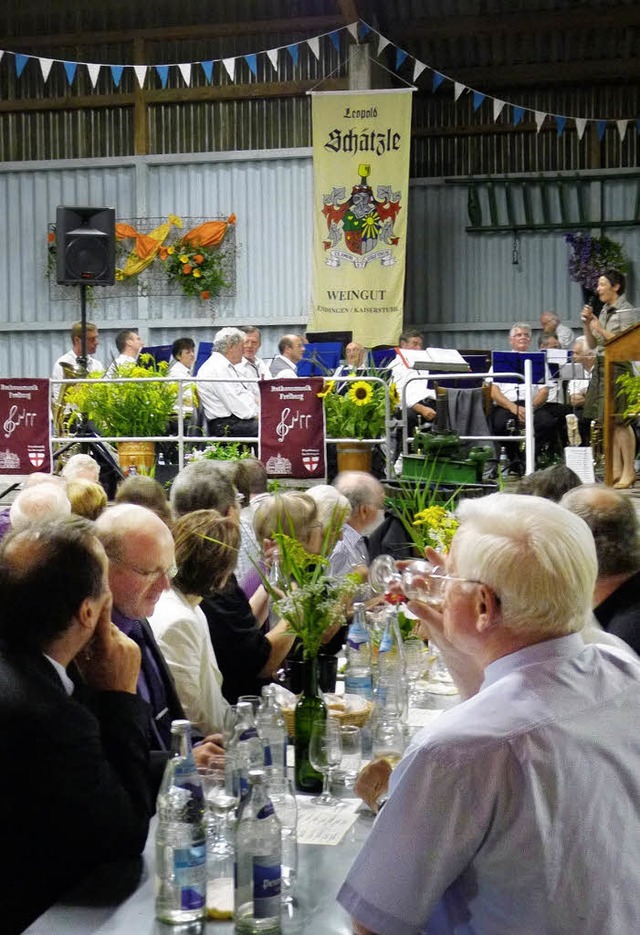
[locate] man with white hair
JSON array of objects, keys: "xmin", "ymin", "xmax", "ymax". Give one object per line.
[
  {"xmin": 331, "ymin": 471, "xmax": 385, "ymax": 575},
  {"xmin": 540, "ymin": 309, "xmax": 575, "ymax": 349},
  {"xmin": 339, "ymin": 492, "xmax": 640, "ymax": 934},
  {"xmin": 60, "ymin": 452, "xmax": 101, "ymax": 484},
  {"xmin": 197, "ymin": 326, "xmax": 259, "ymax": 436},
  {"xmin": 9, "ymin": 482, "xmax": 71, "ymax": 530}
]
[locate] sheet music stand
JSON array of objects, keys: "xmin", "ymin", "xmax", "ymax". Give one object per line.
[
  {"xmin": 492, "ymin": 352, "xmax": 546, "ymax": 387},
  {"xmin": 298, "ymin": 342, "xmax": 342, "ymax": 377}
]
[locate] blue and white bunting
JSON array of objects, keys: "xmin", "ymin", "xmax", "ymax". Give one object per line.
[
  {"xmin": 534, "ymin": 111, "xmax": 546, "ymax": 132},
  {"xmin": 64, "ymin": 61, "xmax": 77, "ymax": 86},
  {"xmin": 513, "ymin": 106, "xmax": 525, "ymax": 126},
  {"xmin": 307, "ymin": 37, "xmax": 320, "ymax": 60},
  {"xmin": 15, "ymin": 54, "xmax": 29, "ymax": 78},
  {"xmin": 433, "ymin": 72, "xmax": 445, "ymax": 91},
  {"xmin": 575, "ymin": 118, "xmax": 587, "ymax": 140},
  {"xmin": 266, "ymin": 49, "xmax": 278, "ymax": 72},
  {"xmin": 39, "ymin": 57, "xmax": 53, "ymax": 82},
  {"xmin": 110, "ymin": 65, "xmax": 124, "ymax": 88},
  {"xmin": 454, "ymin": 82, "xmax": 465, "ymax": 101},
  {"xmin": 86, "ymin": 63, "xmax": 101, "ymax": 88},
  {"xmin": 178, "ymin": 63, "xmax": 191, "ymax": 86},
  {"xmin": 156, "ymin": 65, "xmax": 169, "ymax": 89},
  {"xmin": 244, "ymin": 54, "xmax": 257, "ymax": 77},
  {"xmin": 617, "ymin": 119, "xmax": 628, "ymax": 142},
  {"xmin": 413, "ymin": 60, "xmax": 426, "ymax": 81},
  {"xmin": 473, "ymin": 91, "xmax": 485, "ymax": 111},
  {"xmin": 287, "ymin": 44, "xmax": 299, "ymax": 67},
  {"xmin": 493, "ymin": 99, "xmax": 506, "ymax": 120},
  {"xmin": 556, "ymin": 116, "xmax": 567, "ymax": 137},
  {"xmin": 200, "ymin": 60, "xmax": 213, "ymax": 82},
  {"xmin": 222, "ymin": 57, "xmax": 236, "ymax": 81},
  {"xmin": 596, "ymin": 119, "xmax": 607, "ymax": 141}
]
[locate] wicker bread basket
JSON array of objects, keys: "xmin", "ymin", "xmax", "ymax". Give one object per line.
[{"xmin": 282, "ymin": 694, "xmax": 373, "ymax": 738}]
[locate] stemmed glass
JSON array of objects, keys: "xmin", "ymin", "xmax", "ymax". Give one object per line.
[
  {"xmin": 369, "ymin": 555, "xmax": 446, "ymax": 605},
  {"xmin": 308, "ymin": 716, "xmax": 343, "ymax": 806}
]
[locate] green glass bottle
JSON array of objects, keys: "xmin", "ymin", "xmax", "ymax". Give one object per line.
[{"xmin": 294, "ymin": 657, "xmax": 327, "ymax": 793}]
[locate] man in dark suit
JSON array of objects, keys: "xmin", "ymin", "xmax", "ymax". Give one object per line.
[
  {"xmin": 0, "ymin": 519, "xmax": 153, "ymax": 934},
  {"xmin": 95, "ymin": 503, "xmax": 224, "ymax": 778}
]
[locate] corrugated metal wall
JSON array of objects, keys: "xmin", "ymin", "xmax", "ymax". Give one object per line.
[{"xmin": 1, "ymin": 150, "xmax": 639, "ymax": 377}]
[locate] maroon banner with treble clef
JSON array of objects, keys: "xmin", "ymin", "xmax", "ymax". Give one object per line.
[
  {"xmin": 259, "ymin": 377, "xmax": 326, "ymax": 479},
  {"xmin": 0, "ymin": 379, "xmax": 52, "ymax": 474}
]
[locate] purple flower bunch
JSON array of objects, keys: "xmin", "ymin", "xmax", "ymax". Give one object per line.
[{"xmin": 565, "ymin": 232, "xmax": 628, "ymax": 291}]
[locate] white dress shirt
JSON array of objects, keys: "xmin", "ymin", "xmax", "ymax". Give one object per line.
[
  {"xmin": 238, "ymin": 356, "xmax": 270, "ymax": 402},
  {"xmin": 196, "ymin": 351, "xmax": 259, "ymax": 421},
  {"xmin": 148, "ymin": 588, "xmax": 228, "ymax": 736},
  {"xmin": 51, "ymin": 350, "xmax": 104, "ymax": 403},
  {"xmin": 105, "ymin": 353, "xmax": 138, "ymax": 378},
  {"xmin": 339, "ymin": 634, "xmax": 640, "ymax": 934}
]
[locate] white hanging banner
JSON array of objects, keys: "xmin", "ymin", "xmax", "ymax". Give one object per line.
[
  {"xmin": 178, "ymin": 63, "xmax": 191, "ymax": 86},
  {"xmin": 413, "ymin": 60, "xmax": 427, "ymax": 81},
  {"xmin": 347, "ymin": 22, "xmax": 359, "ymax": 41},
  {"xmin": 534, "ymin": 111, "xmax": 546, "ymax": 132},
  {"xmin": 86, "ymin": 62, "xmax": 101, "ymax": 88},
  {"xmin": 617, "ymin": 119, "xmax": 628, "ymax": 142},
  {"xmin": 222, "ymin": 57, "xmax": 236, "ymax": 81},
  {"xmin": 454, "ymin": 82, "xmax": 465, "ymax": 101},
  {"xmin": 134, "ymin": 65, "xmax": 147, "ymax": 88},
  {"xmin": 493, "ymin": 99, "xmax": 506, "ymax": 120},
  {"xmin": 307, "ymin": 37, "xmax": 320, "ymax": 60},
  {"xmin": 266, "ymin": 48, "xmax": 279, "ymax": 71},
  {"xmin": 575, "ymin": 117, "xmax": 587, "ymax": 141},
  {"xmin": 38, "ymin": 57, "xmax": 54, "ymax": 82}
]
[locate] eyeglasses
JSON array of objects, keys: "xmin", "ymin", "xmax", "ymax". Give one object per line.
[
  {"xmin": 115, "ymin": 558, "xmax": 177, "ymax": 581},
  {"xmin": 235, "ymin": 492, "xmax": 245, "ymax": 503}
]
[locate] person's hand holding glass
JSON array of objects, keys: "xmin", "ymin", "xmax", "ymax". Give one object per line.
[{"xmin": 308, "ymin": 716, "xmax": 343, "ymax": 806}]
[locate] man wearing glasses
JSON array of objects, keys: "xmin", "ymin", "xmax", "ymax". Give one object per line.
[
  {"xmin": 340, "ymin": 493, "xmax": 640, "ymax": 934},
  {"xmin": 96, "ymin": 504, "xmax": 223, "ymax": 784}
]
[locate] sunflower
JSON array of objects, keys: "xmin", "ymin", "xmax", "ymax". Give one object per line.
[
  {"xmin": 317, "ymin": 380, "xmax": 336, "ymax": 399},
  {"xmin": 389, "ymin": 381, "xmax": 400, "ymax": 409},
  {"xmin": 348, "ymin": 381, "xmax": 373, "ymax": 406}
]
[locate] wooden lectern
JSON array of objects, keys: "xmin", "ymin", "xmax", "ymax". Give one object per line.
[{"xmin": 603, "ymin": 322, "xmax": 640, "ymax": 486}]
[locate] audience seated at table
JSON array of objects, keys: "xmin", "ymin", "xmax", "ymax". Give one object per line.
[
  {"xmin": 0, "ymin": 519, "xmax": 153, "ymax": 933},
  {"xmin": 149, "ymin": 509, "xmax": 236, "ymax": 736},
  {"xmin": 331, "ymin": 471, "xmax": 386, "ymax": 577}
]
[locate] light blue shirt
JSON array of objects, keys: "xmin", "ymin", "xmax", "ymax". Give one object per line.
[{"xmin": 338, "ymin": 634, "xmax": 640, "ymax": 934}]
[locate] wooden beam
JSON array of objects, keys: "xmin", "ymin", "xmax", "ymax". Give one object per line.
[
  {"xmin": 434, "ymin": 59, "xmax": 640, "ymax": 91},
  {"xmin": 0, "ymin": 16, "xmax": 344, "ymax": 51},
  {"xmin": 133, "ymin": 38, "xmax": 148, "ymax": 156},
  {"xmin": 0, "ymin": 78, "xmax": 347, "ymax": 115}
]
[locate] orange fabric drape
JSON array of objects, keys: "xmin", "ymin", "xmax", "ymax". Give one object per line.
[
  {"xmin": 115, "ymin": 214, "xmax": 183, "ymax": 278},
  {"xmin": 181, "ymin": 214, "xmax": 236, "ymax": 247}
]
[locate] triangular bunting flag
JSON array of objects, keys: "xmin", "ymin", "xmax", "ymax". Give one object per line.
[
  {"xmin": 493, "ymin": 99, "xmax": 506, "ymax": 120},
  {"xmin": 110, "ymin": 65, "xmax": 124, "ymax": 88},
  {"xmin": 596, "ymin": 119, "xmax": 607, "ymax": 141},
  {"xmin": 0, "ymin": 52, "xmax": 4, "ymax": 66},
  {"xmin": 454, "ymin": 82, "xmax": 465, "ymax": 101},
  {"xmin": 156, "ymin": 65, "xmax": 169, "ymax": 89},
  {"xmin": 134, "ymin": 65, "xmax": 147, "ymax": 88},
  {"xmin": 244, "ymin": 53, "xmax": 257, "ymax": 77},
  {"xmin": 535, "ymin": 111, "xmax": 546, "ymax": 132},
  {"xmin": 266, "ymin": 49, "xmax": 279, "ymax": 72},
  {"xmin": 575, "ymin": 118, "xmax": 587, "ymax": 140},
  {"xmin": 473, "ymin": 91, "xmax": 485, "ymax": 112},
  {"xmin": 513, "ymin": 106, "xmax": 525, "ymax": 126},
  {"xmin": 200, "ymin": 61, "xmax": 213, "ymax": 82},
  {"xmin": 395, "ymin": 48, "xmax": 408, "ymax": 70},
  {"xmin": 637, "ymin": 119, "xmax": 640, "ymax": 134},
  {"xmin": 413, "ymin": 60, "xmax": 427, "ymax": 81},
  {"xmin": 223, "ymin": 57, "xmax": 236, "ymax": 81},
  {"xmin": 64, "ymin": 61, "xmax": 77, "ymax": 86},
  {"xmin": 378, "ymin": 35, "xmax": 391, "ymax": 55},
  {"xmin": 307, "ymin": 37, "xmax": 320, "ymax": 60},
  {"xmin": 15, "ymin": 54, "xmax": 29, "ymax": 78},
  {"xmin": 360, "ymin": 22, "xmax": 371, "ymax": 37},
  {"xmin": 556, "ymin": 116, "xmax": 567, "ymax": 137},
  {"xmin": 286, "ymin": 45, "xmax": 299, "ymax": 67},
  {"xmin": 432, "ymin": 71, "xmax": 445, "ymax": 91},
  {"xmin": 347, "ymin": 22, "xmax": 359, "ymax": 41},
  {"xmin": 617, "ymin": 119, "xmax": 628, "ymax": 142},
  {"xmin": 86, "ymin": 63, "xmax": 101, "ymax": 88},
  {"xmin": 39, "ymin": 57, "xmax": 54, "ymax": 82},
  {"xmin": 329, "ymin": 31, "xmax": 341, "ymax": 54},
  {"xmin": 178, "ymin": 63, "xmax": 191, "ymax": 86}
]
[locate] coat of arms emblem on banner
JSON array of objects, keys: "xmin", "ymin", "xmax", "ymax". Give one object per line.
[{"xmin": 321, "ymin": 163, "xmax": 402, "ymax": 269}]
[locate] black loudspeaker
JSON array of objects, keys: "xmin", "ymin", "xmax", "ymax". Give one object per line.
[{"xmin": 56, "ymin": 205, "xmax": 116, "ymax": 286}]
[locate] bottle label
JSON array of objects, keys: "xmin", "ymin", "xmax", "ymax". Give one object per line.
[
  {"xmin": 238, "ymin": 727, "xmax": 259, "ymax": 742},
  {"xmin": 347, "ymin": 636, "xmax": 367, "ymax": 650},
  {"xmin": 264, "ymin": 743, "xmax": 273, "ymax": 767},
  {"xmin": 253, "ymin": 854, "xmax": 281, "ymax": 919},
  {"xmin": 256, "ymin": 801, "xmax": 275, "ymax": 820},
  {"xmin": 345, "ymin": 673, "xmax": 373, "ymax": 699},
  {"xmin": 174, "ymin": 845, "xmax": 206, "ymax": 910}
]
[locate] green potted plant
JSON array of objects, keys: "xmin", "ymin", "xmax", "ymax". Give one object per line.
[
  {"xmin": 565, "ymin": 232, "xmax": 630, "ymax": 305},
  {"xmin": 319, "ymin": 375, "xmax": 398, "ymax": 473},
  {"xmin": 64, "ymin": 355, "xmax": 178, "ymax": 474}
]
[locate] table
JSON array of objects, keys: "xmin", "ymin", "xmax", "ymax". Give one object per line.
[{"xmin": 26, "ymin": 692, "xmax": 458, "ymax": 934}]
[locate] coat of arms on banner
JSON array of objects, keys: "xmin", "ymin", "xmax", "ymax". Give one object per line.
[
  {"xmin": 301, "ymin": 449, "xmax": 321, "ymax": 473},
  {"xmin": 322, "ymin": 163, "xmax": 402, "ymax": 269}
]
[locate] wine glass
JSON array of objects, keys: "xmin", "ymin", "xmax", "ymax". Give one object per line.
[
  {"xmin": 368, "ymin": 554, "xmax": 402, "ymax": 593},
  {"xmin": 308, "ymin": 717, "xmax": 343, "ymax": 806},
  {"xmin": 369, "ymin": 555, "xmax": 446, "ymax": 605}
]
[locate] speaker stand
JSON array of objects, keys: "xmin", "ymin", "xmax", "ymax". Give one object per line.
[{"xmin": 76, "ymin": 283, "xmax": 89, "ymax": 376}]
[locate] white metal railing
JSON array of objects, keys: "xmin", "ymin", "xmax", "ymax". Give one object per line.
[{"xmin": 52, "ymin": 373, "xmax": 397, "ymax": 478}]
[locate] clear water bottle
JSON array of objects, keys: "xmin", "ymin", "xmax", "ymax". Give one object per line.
[
  {"xmin": 344, "ymin": 601, "xmax": 373, "ymax": 700},
  {"xmin": 499, "ymin": 446, "xmax": 510, "ymax": 476},
  {"xmin": 235, "ymin": 701, "xmax": 265, "ymax": 802},
  {"xmin": 235, "ymin": 769, "xmax": 282, "ymax": 934},
  {"xmin": 378, "ymin": 605, "xmax": 406, "ymax": 679},
  {"xmin": 256, "ymin": 684, "xmax": 287, "ymax": 775},
  {"xmin": 155, "ymin": 719, "xmax": 207, "ymax": 924}
]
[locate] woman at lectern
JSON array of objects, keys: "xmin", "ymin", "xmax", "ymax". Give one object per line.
[{"xmin": 581, "ymin": 269, "xmax": 638, "ymax": 489}]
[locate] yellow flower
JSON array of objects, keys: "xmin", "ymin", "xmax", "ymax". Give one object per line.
[
  {"xmin": 389, "ymin": 382, "xmax": 400, "ymax": 408},
  {"xmin": 167, "ymin": 246, "xmax": 175, "ymax": 255},
  {"xmin": 193, "ymin": 268, "xmax": 202, "ymax": 278},
  {"xmin": 413, "ymin": 505, "xmax": 448, "ymax": 527},
  {"xmin": 178, "ymin": 254, "xmax": 190, "ymax": 264},
  {"xmin": 348, "ymin": 381, "xmax": 373, "ymax": 406},
  {"xmin": 317, "ymin": 380, "xmax": 336, "ymax": 399}
]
